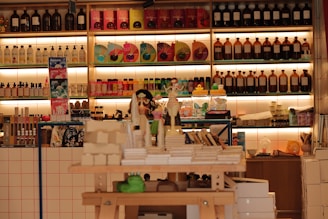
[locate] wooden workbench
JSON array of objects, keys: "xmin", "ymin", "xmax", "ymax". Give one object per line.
[{"xmin": 69, "ymin": 162, "xmax": 246, "ymax": 219}]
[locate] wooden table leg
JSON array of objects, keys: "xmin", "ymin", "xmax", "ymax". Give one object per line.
[
  {"xmin": 98, "ymin": 197, "xmax": 119, "ymax": 219},
  {"xmin": 198, "ymin": 197, "xmax": 216, "ymax": 219}
]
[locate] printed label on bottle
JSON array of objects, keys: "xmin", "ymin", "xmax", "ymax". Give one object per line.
[
  {"xmin": 243, "ymin": 14, "xmax": 251, "ymax": 19},
  {"xmin": 247, "ymin": 77, "xmax": 254, "ymax": 86},
  {"xmin": 301, "ymin": 77, "xmax": 309, "ymax": 86},
  {"xmin": 264, "ymin": 11, "xmax": 270, "ymax": 20},
  {"xmin": 214, "ymin": 12, "xmax": 221, "ymax": 21},
  {"xmin": 273, "ymin": 44, "xmax": 280, "ymax": 53},
  {"xmin": 280, "ymin": 77, "xmax": 287, "ymax": 85},
  {"xmin": 282, "ymin": 45, "xmax": 290, "ymax": 51},
  {"xmin": 223, "ymin": 12, "xmax": 230, "ymax": 21},
  {"xmin": 32, "ymin": 17, "xmax": 40, "ymax": 25},
  {"xmin": 237, "ymin": 78, "xmax": 243, "ymax": 86},
  {"xmin": 293, "ymin": 44, "xmax": 300, "ymax": 52},
  {"xmin": 225, "ymin": 78, "xmax": 232, "ymax": 86},
  {"xmin": 233, "ymin": 12, "xmax": 240, "ymax": 21},
  {"xmin": 78, "ymin": 15, "xmax": 85, "ymax": 24},
  {"xmin": 282, "ymin": 13, "xmax": 289, "ymax": 19},
  {"xmin": 291, "ymin": 77, "xmax": 298, "ymax": 85},
  {"xmin": 225, "ymin": 45, "xmax": 232, "ymax": 54},
  {"xmin": 273, "ymin": 11, "xmax": 280, "ymax": 19},
  {"xmin": 235, "ymin": 45, "xmax": 242, "ymax": 53},
  {"xmin": 303, "ymin": 11, "xmax": 310, "ymax": 19},
  {"xmin": 293, "ymin": 11, "xmax": 301, "ymax": 20},
  {"xmin": 254, "ymin": 45, "xmax": 261, "ymax": 54},
  {"xmin": 214, "ymin": 46, "xmax": 222, "ymax": 52},
  {"xmin": 244, "ymin": 44, "xmax": 251, "ymax": 53},
  {"xmin": 263, "ymin": 46, "xmax": 271, "ymax": 52},
  {"xmin": 12, "ymin": 18, "xmax": 19, "ymax": 27},
  {"xmin": 254, "ymin": 11, "xmax": 260, "ymax": 20},
  {"xmin": 270, "ymin": 77, "xmax": 277, "ymax": 85}
]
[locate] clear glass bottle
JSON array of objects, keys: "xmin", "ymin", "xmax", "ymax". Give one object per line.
[
  {"xmin": 78, "ymin": 45, "xmax": 86, "ymax": 63},
  {"xmin": 77, "ymin": 8, "xmax": 87, "ymax": 30},
  {"xmin": 290, "ymin": 69, "xmax": 300, "ymax": 92},
  {"xmin": 26, "ymin": 45, "xmax": 34, "ymax": 64},
  {"xmin": 278, "ymin": 69, "xmax": 288, "ymax": 93},
  {"xmin": 50, "ymin": 45, "xmax": 56, "ymax": 57},
  {"xmin": 64, "ymin": 45, "xmax": 71, "ymax": 62},
  {"xmin": 223, "ymin": 38, "xmax": 232, "ymax": 60},
  {"xmin": 242, "ymin": 4, "xmax": 252, "ymax": 26},
  {"xmin": 232, "ymin": 3, "xmax": 242, "ymax": 27},
  {"xmin": 4, "ymin": 46, "xmax": 11, "ymax": 64},
  {"xmin": 10, "ymin": 10, "xmax": 20, "ymax": 32},
  {"xmin": 258, "ymin": 70, "xmax": 267, "ymax": 93},
  {"xmin": 291, "ymin": 36, "xmax": 301, "ymax": 59},
  {"xmin": 243, "ymin": 37, "xmax": 252, "ymax": 59},
  {"xmin": 31, "ymin": 10, "xmax": 41, "ymax": 31},
  {"xmin": 20, "ymin": 10, "xmax": 30, "ymax": 32},
  {"xmin": 71, "ymin": 45, "xmax": 78, "ymax": 63},
  {"xmin": 213, "ymin": 4, "xmax": 222, "ymax": 27},
  {"xmin": 272, "ymin": 3, "xmax": 281, "ymax": 26},
  {"xmin": 42, "ymin": 48, "xmax": 49, "ymax": 64},
  {"xmin": 57, "ymin": 45, "xmax": 63, "ymax": 57},
  {"xmin": 300, "ymin": 69, "xmax": 312, "ymax": 92},
  {"xmin": 18, "ymin": 45, "xmax": 25, "ymax": 64},
  {"xmin": 42, "ymin": 9, "xmax": 52, "ymax": 31},
  {"xmin": 268, "ymin": 70, "xmax": 278, "ymax": 93},
  {"xmin": 213, "ymin": 38, "xmax": 224, "ymax": 60},
  {"xmin": 272, "ymin": 37, "xmax": 281, "ymax": 60},
  {"xmin": 11, "ymin": 45, "xmax": 18, "ymax": 64},
  {"xmin": 262, "ymin": 37, "xmax": 272, "ymax": 60},
  {"xmin": 253, "ymin": 37, "xmax": 262, "ymax": 59},
  {"xmin": 52, "ymin": 9, "xmax": 62, "ymax": 31},
  {"xmin": 65, "ymin": 8, "xmax": 75, "ymax": 30},
  {"xmin": 233, "ymin": 38, "xmax": 243, "ymax": 59},
  {"xmin": 35, "ymin": 48, "xmax": 42, "ymax": 64}
]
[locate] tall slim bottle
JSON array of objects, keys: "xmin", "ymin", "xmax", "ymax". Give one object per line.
[
  {"xmin": 223, "ymin": 38, "xmax": 232, "ymax": 60},
  {"xmin": 26, "ymin": 45, "xmax": 34, "ymax": 64},
  {"xmin": 42, "ymin": 9, "xmax": 52, "ymax": 31},
  {"xmin": 233, "ymin": 38, "xmax": 243, "ymax": 59},
  {"xmin": 77, "ymin": 8, "xmax": 87, "ymax": 30},
  {"xmin": 302, "ymin": 3, "xmax": 312, "ymax": 25},
  {"xmin": 79, "ymin": 45, "xmax": 86, "ymax": 63},
  {"xmin": 300, "ymin": 69, "xmax": 312, "ymax": 92},
  {"xmin": 253, "ymin": 37, "xmax": 262, "ymax": 59},
  {"xmin": 0, "ymin": 46, "xmax": 3, "ymax": 64},
  {"xmin": 224, "ymin": 71, "xmax": 234, "ymax": 94},
  {"xmin": 242, "ymin": 4, "xmax": 252, "ymax": 26},
  {"xmin": 213, "ymin": 38, "xmax": 224, "ymax": 60},
  {"xmin": 290, "ymin": 69, "xmax": 300, "ymax": 92},
  {"xmin": 31, "ymin": 10, "xmax": 41, "ymax": 31},
  {"xmin": 278, "ymin": 69, "xmax": 288, "ymax": 92},
  {"xmin": 65, "ymin": 8, "xmax": 75, "ymax": 30},
  {"xmin": 262, "ymin": 3, "xmax": 272, "ymax": 26},
  {"xmin": 20, "ymin": 10, "xmax": 30, "ymax": 32},
  {"xmin": 281, "ymin": 4, "xmax": 291, "ymax": 26},
  {"xmin": 18, "ymin": 45, "xmax": 25, "ymax": 64},
  {"xmin": 291, "ymin": 36, "xmax": 301, "ymax": 59},
  {"xmin": 281, "ymin": 37, "xmax": 291, "ymax": 60},
  {"xmin": 268, "ymin": 70, "xmax": 278, "ymax": 93},
  {"xmin": 11, "ymin": 46, "xmax": 18, "ymax": 64},
  {"xmin": 10, "ymin": 10, "xmax": 20, "ymax": 32},
  {"xmin": 213, "ymin": 4, "xmax": 222, "ymax": 27},
  {"xmin": 292, "ymin": 3, "xmax": 302, "ymax": 25},
  {"xmin": 4, "ymin": 46, "xmax": 11, "ymax": 64},
  {"xmin": 52, "ymin": 9, "xmax": 62, "ymax": 31},
  {"xmin": 272, "ymin": 37, "xmax": 281, "ymax": 60},
  {"xmin": 301, "ymin": 38, "xmax": 311, "ymax": 59},
  {"xmin": 236, "ymin": 71, "xmax": 245, "ymax": 93},
  {"xmin": 258, "ymin": 70, "xmax": 267, "ymax": 93},
  {"xmin": 262, "ymin": 37, "xmax": 272, "ymax": 60},
  {"xmin": 243, "ymin": 37, "xmax": 252, "ymax": 59},
  {"xmin": 252, "ymin": 4, "xmax": 262, "ymax": 26},
  {"xmin": 232, "ymin": 3, "xmax": 242, "ymax": 27},
  {"xmin": 272, "ymin": 4, "xmax": 281, "ymax": 26},
  {"xmin": 246, "ymin": 71, "xmax": 256, "ymax": 93},
  {"xmin": 222, "ymin": 4, "xmax": 232, "ymax": 27}
]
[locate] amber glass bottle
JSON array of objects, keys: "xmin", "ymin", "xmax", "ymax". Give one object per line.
[
  {"xmin": 291, "ymin": 36, "xmax": 301, "ymax": 59},
  {"xmin": 243, "ymin": 38, "xmax": 252, "ymax": 59},
  {"xmin": 214, "ymin": 38, "xmax": 224, "ymax": 60},
  {"xmin": 224, "ymin": 71, "xmax": 234, "ymax": 94},
  {"xmin": 278, "ymin": 69, "xmax": 288, "ymax": 93},
  {"xmin": 246, "ymin": 70, "xmax": 256, "ymax": 93},
  {"xmin": 300, "ymin": 69, "xmax": 312, "ymax": 92},
  {"xmin": 236, "ymin": 70, "xmax": 245, "ymax": 93},
  {"xmin": 268, "ymin": 70, "xmax": 278, "ymax": 93},
  {"xmin": 301, "ymin": 38, "xmax": 311, "ymax": 59},
  {"xmin": 258, "ymin": 70, "xmax": 267, "ymax": 93},
  {"xmin": 212, "ymin": 71, "xmax": 221, "ymax": 84},
  {"xmin": 262, "ymin": 37, "xmax": 272, "ymax": 60},
  {"xmin": 290, "ymin": 69, "xmax": 300, "ymax": 92},
  {"xmin": 234, "ymin": 38, "xmax": 243, "ymax": 59},
  {"xmin": 272, "ymin": 37, "xmax": 281, "ymax": 60},
  {"xmin": 281, "ymin": 37, "xmax": 291, "ymax": 60},
  {"xmin": 223, "ymin": 38, "xmax": 232, "ymax": 60},
  {"xmin": 253, "ymin": 38, "xmax": 262, "ymax": 59}
]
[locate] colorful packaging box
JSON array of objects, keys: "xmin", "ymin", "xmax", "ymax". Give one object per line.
[
  {"xmin": 157, "ymin": 9, "xmax": 171, "ymax": 29},
  {"xmin": 171, "ymin": 8, "xmax": 185, "ymax": 28},
  {"xmin": 129, "ymin": 8, "xmax": 144, "ymax": 30},
  {"xmin": 144, "ymin": 9, "xmax": 157, "ymax": 29},
  {"xmin": 103, "ymin": 9, "xmax": 116, "ymax": 30},
  {"xmin": 197, "ymin": 8, "xmax": 210, "ymax": 28},
  {"xmin": 116, "ymin": 9, "xmax": 129, "ymax": 30},
  {"xmin": 90, "ymin": 9, "xmax": 103, "ymax": 30},
  {"xmin": 185, "ymin": 8, "xmax": 197, "ymax": 28}
]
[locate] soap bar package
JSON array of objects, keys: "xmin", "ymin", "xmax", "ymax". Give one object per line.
[
  {"xmin": 144, "ymin": 9, "xmax": 157, "ymax": 29},
  {"xmin": 117, "ymin": 9, "xmax": 129, "ymax": 30},
  {"xmin": 129, "ymin": 8, "xmax": 144, "ymax": 30},
  {"xmin": 103, "ymin": 9, "xmax": 116, "ymax": 30},
  {"xmin": 90, "ymin": 9, "xmax": 103, "ymax": 30}
]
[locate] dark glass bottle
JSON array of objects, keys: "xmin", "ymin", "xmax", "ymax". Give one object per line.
[
  {"xmin": 258, "ymin": 70, "xmax": 267, "ymax": 93},
  {"xmin": 281, "ymin": 37, "xmax": 291, "ymax": 60},
  {"xmin": 242, "ymin": 4, "xmax": 252, "ymax": 26},
  {"xmin": 291, "ymin": 36, "xmax": 301, "ymax": 59},
  {"xmin": 252, "ymin": 4, "xmax": 262, "ymax": 26},
  {"xmin": 290, "ymin": 69, "xmax": 300, "ymax": 92},
  {"xmin": 268, "ymin": 70, "xmax": 278, "ymax": 93},
  {"xmin": 236, "ymin": 71, "xmax": 245, "ymax": 93},
  {"xmin": 10, "ymin": 10, "xmax": 20, "ymax": 32},
  {"xmin": 262, "ymin": 37, "xmax": 272, "ymax": 60},
  {"xmin": 233, "ymin": 38, "xmax": 243, "ymax": 59},
  {"xmin": 224, "ymin": 71, "xmax": 234, "ymax": 94},
  {"xmin": 300, "ymin": 69, "xmax": 312, "ymax": 92},
  {"xmin": 20, "ymin": 10, "xmax": 30, "ymax": 32},
  {"xmin": 231, "ymin": 71, "xmax": 237, "ymax": 93},
  {"xmin": 292, "ymin": 3, "xmax": 302, "ymax": 25},
  {"xmin": 262, "ymin": 3, "xmax": 272, "ymax": 26},
  {"xmin": 301, "ymin": 38, "xmax": 311, "ymax": 59},
  {"xmin": 253, "ymin": 37, "xmax": 262, "ymax": 59},
  {"xmin": 272, "ymin": 4, "xmax": 281, "ymax": 26},
  {"xmin": 31, "ymin": 10, "xmax": 41, "ymax": 31},
  {"xmin": 213, "ymin": 38, "xmax": 224, "ymax": 60},
  {"xmin": 42, "ymin": 9, "xmax": 52, "ymax": 31},
  {"xmin": 302, "ymin": 3, "xmax": 312, "ymax": 25},
  {"xmin": 246, "ymin": 70, "xmax": 256, "ymax": 93},
  {"xmin": 65, "ymin": 9, "xmax": 75, "ymax": 30},
  {"xmin": 213, "ymin": 4, "xmax": 222, "ymax": 27},
  {"xmin": 222, "ymin": 4, "xmax": 232, "ymax": 27},
  {"xmin": 223, "ymin": 38, "xmax": 232, "ymax": 60},
  {"xmin": 212, "ymin": 71, "xmax": 222, "ymax": 85},
  {"xmin": 243, "ymin": 37, "xmax": 252, "ymax": 59},
  {"xmin": 232, "ymin": 3, "xmax": 242, "ymax": 27},
  {"xmin": 272, "ymin": 37, "xmax": 281, "ymax": 60},
  {"xmin": 281, "ymin": 4, "xmax": 291, "ymax": 25},
  {"xmin": 77, "ymin": 8, "xmax": 87, "ymax": 30},
  {"xmin": 278, "ymin": 70, "xmax": 288, "ymax": 93},
  {"xmin": 52, "ymin": 9, "xmax": 62, "ymax": 31}
]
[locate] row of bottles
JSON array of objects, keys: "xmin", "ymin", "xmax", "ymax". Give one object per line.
[
  {"xmin": 0, "ymin": 79, "xmax": 49, "ymax": 98},
  {"xmin": 212, "ymin": 69, "xmax": 312, "ymax": 94},
  {"xmin": 213, "ymin": 37, "xmax": 311, "ymax": 61},
  {"xmin": 10, "ymin": 8, "xmax": 86, "ymax": 32},
  {"xmin": 212, "ymin": 2, "xmax": 312, "ymax": 27},
  {"xmin": 0, "ymin": 45, "xmax": 86, "ymax": 65}
]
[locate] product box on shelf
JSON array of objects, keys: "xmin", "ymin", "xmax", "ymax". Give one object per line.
[
  {"xmin": 157, "ymin": 9, "xmax": 171, "ymax": 29},
  {"xmin": 171, "ymin": 8, "xmax": 185, "ymax": 28},
  {"xmin": 130, "ymin": 8, "xmax": 144, "ymax": 30},
  {"xmin": 237, "ymin": 192, "xmax": 276, "ymax": 213},
  {"xmin": 196, "ymin": 8, "xmax": 210, "ymax": 28},
  {"xmin": 144, "ymin": 9, "xmax": 157, "ymax": 29},
  {"xmin": 103, "ymin": 9, "xmax": 116, "ymax": 30},
  {"xmin": 117, "ymin": 9, "xmax": 129, "ymax": 30},
  {"xmin": 90, "ymin": 9, "xmax": 103, "ymax": 30},
  {"xmin": 185, "ymin": 8, "xmax": 197, "ymax": 28}
]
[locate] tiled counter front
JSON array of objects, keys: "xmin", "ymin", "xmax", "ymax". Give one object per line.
[{"xmin": 0, "ymin": 147, "xmax": 98, "ymax": 219}]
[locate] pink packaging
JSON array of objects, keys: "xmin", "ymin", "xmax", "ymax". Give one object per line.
[
  {"xmin": 116, "ymin": 9, "xmax": 129, "ymax": 30},
  {"xmin": 103, "ymin": 9, "xmax": 116, "ymax": 30},
  {"xmin": 144, "ymin": 9, "xmax": 157, "ymax": 29},
  {"xmin": 157, "ymin": 9, "xmax": 171, "ymax": 29},
  {"xmin": 90, "ymin": 9, "xmax": 103, "ymax": 30},
  {"xmin": 197, "ymin": 8, "xmax": 210, "ymax": 28}
]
